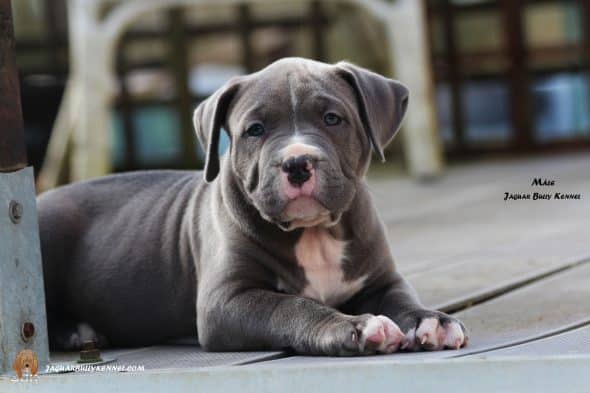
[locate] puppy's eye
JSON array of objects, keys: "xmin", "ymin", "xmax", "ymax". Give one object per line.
[
  {"xmin": 323, "ymin": 112, "xmax": 342, "ymax": 126},
  {"xmin": 245, "ymin": 122, "xmax": 265, "ymax": 137}
]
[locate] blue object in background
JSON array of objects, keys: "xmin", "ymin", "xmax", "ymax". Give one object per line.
[
  {"xmin": 462, "ymin": 80, "xmax": 512, "ymax": 143},
  {"xmin": 189, "ymin": 64, "xmax": 243, "ymax": 160},
  {"xmin": 436, "ymin": 83, "xmax": 454, "ymax": 145},
  {"xmin": 134, "ymin": 106, "xmax": 182, "ymax": 165},
  {"xmin": 435, "ymin": 80, "xmax": 512, "ymax": 145},
  {"xmin": 194, "ymin": 127, "xmax": 230, "ymax": 158},
  {"xmin": 110, "ymin": 64, "xmax": 241, "ymax": 169},
  {"xmin": 111, "ymin": 106, "xmax": 182, "ymax": 167},
  {"xmin": 112, "ymin": 106, "xmax": 231, "ymax": 168},
  {"xmin": 532, "ymin": 73, "xmax": 590, "ymax": 142},
  {"xmin": 111, "ymin": 111, "xmax": 126, "ymax": 168},
  {"xmin": 192, "ymin": 130, "xmax": 229, "ymax": 160},
  {"xmin": 218, "ymin": 129, "xmax": 230, "ymax": 156}
]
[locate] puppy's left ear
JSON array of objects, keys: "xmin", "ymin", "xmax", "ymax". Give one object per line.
[
  {"xmin": 30, "ymin": 356, "xmax": 38, "ymax": 376},
  {"xmin": 335, "ymin": 62, "xmax": 409, "ymax": 162},
  {"xmin": 193, "ymin": 78, "xmax": 241, "ymax": 182}
]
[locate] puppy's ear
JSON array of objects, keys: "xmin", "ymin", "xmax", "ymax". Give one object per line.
[
  {"xmin": 335, "ymin": 62, "xmax": 409, "ymax": 162},
  {"xmin": 30, "ymin": 356, "xmax": 38, "ymax": 376},
  {"xmin": 13, "ymin": 356, "xmax": 21, "ymax": 378},
  {"xmin": 193, "ymin": 78, "xmax": 241, "ymax": 182}
]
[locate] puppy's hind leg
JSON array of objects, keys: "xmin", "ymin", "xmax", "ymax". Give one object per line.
[{"xmin": 49, "ymin": 318, "xmax": 109, "ymax": 351}]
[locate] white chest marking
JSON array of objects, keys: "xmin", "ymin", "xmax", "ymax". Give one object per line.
[{"xmin": 294, "ymin": 228, "xmax": 366, "ymax": 306}]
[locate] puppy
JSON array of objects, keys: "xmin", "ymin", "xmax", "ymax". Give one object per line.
[
  {"xmin": 38, "ymin": 58, "xmax": 467, "ymax": 355},
  {"xmin": 13, "ymin": 349, "xmax": 38, "ymax": 379}
]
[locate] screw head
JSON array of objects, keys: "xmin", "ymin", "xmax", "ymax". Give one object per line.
[
  {"xmin": 79, "ymin": 340, "xmax": 102, "ymax": 364},
  {"xmin": 9, "ymin": 201, "xmax": 23, "ymax": 224},
  {"xmin": 22, "ymin": 322, "xmax": 35, "ymax": 341},
  {"xmin": 82, "ymin": 340, "xmax": 97, "ymax": 351}
]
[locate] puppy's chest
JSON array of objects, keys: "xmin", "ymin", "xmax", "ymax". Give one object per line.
[{"xmin": 284, "ymin": 228, "xmax": 366, "ymax": 306}]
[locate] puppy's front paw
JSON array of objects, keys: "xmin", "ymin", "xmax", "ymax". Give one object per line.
[
  {"xmin": 397, "ymin": 310, "xmax": 468, "ymax": 351},
  {"xmin": 359, "ymin": 315, "xmax": 405, "ymax": 354},
  {"xmin": 327, "ymin": 314, "xmax": 404, "ymax": 355}
]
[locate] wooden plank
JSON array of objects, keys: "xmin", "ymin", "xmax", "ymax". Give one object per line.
[
  {"xmin": 50, "ymin": 345, "xmax": 285, "ymax": 370},
  {"xmin": 414, "ymin": 236, "xmax": 590, "ymax": 311},
  {"xmin": 115, "ymin": 44, "xmax": 138, "ymax": 170},
  {"xmin": 9, "ymin": 356, "xmax": 590, "ymax": 393},
  {"xmin": 475, "ymin": 324, "xmax": 590, "ymax": 357},
  {"xmin": 0, "ymin": 0, "xmax": 28, "ymax": 172},
  {"xmin": 501, "ymin": 0, "xmax": 532, "ymax": 150},
  {"xmin": 237, "ymin": 4, "xmax": 255, "ymax": 73},
  {"xmin": 309, "ymin": 1, "xmax": 326, "ymax": 61},
  {"xmin": 111, "ymin": 346, "xmax": 284, "ymax": 370},
  {"xmin": 118, "ymin": 16, "xmax": 329, "ymax": 41},
  {"xmin": 369, "ymin": 154, "xmax": 590, "ymax": 227},
  {"xmin": 582, "ymin": 0, "xmax": 590, "ymax": 73},
  {"xmin": 168, "ymin": 8, "xmax": 198, "ymax": 169},
  {"xmin": 43, "ymin": 0, "xmax": 63, "ymax": 70},
  {"xmin": 454, "ymin": 262, "xmax": 590, "ymax": 351},
  {"xmin": 440, "ymin": 0, "xmax": 465, "ymax": 149},
  {"xmin": 369, "ymin": 155, "xmax": 590, "ymax": 272}
]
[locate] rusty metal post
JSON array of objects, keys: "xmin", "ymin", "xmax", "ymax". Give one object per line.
[
  {"xmin": 0, "ymin": 0, "xmax": 27, "ymax": 172},
  {"xmin": 0, "ymin": 0, "xmax": 50, "ymax": 375}
]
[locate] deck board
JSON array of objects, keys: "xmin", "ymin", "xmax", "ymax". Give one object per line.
[
  {"xmin": 452, "ymin": 262, "xmax": 590, "ymax": 350},
  {"xmin": 472, "ymin": 325, "xmax": 590, "ymax": 357},
  {"xmin": 369, "ymin": 154, "xmax": 590, "ymax": 309},
  {"xmin": 109, "ymin": 346, "xmax": 284, "ymax": 369},
  {"xmin": 50, "ymin": 342, "xmax": 285, "ymax": 371},
  {"xmin": 414, "ymin": 236, "xmax": 590, "ymax": 311}
]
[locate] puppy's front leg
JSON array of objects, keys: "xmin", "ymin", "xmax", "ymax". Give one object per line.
[
  {"xmin": 344, "ymin": 272, "xmax": 469, "ymax": 351},
  {"xmin": 197, "ymin": 287, "xmax": 404, "ymax": 355}
]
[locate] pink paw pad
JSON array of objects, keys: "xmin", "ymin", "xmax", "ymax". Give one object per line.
[
  {"xmin": 403, "ymin": 317, "xmax": 467, "ymax": 351},
  {"xmin": 362, "ymin": 315, "xmax": 404, "ymax": 354}
]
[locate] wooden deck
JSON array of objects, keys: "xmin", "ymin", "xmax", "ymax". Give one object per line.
[{"xmin": 4, "ymin": 153, "xmax": 590, "ymax": 391}]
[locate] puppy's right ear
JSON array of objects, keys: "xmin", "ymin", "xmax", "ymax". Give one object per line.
[{"xmin": 193, "ymin": 78, "xmax": 241, "ymax": 183}]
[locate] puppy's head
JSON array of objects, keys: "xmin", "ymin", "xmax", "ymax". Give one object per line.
[
  {"xmin": 13, "ymin": 349, "xmax": 38, "ymax": 378},
  {"xmin": 193, "ymin": 58, "xmax": 408, "ymax": 231}
]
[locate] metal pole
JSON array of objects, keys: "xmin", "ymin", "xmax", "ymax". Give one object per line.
[{"xmin": 0, "ymin": 0, "xmax": 50, "ymax": 375}]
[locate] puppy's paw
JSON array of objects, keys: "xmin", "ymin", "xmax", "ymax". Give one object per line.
[
  {"xmin": 361, "ymin": 315, "xmax": 405, "ymax": 354},
  {"xmin": 397, "ymin": 310, "xmax": 468, "ymax": 351},
  {"xmin": 326, "ymin": 314, "xmax": 404, "ymax": 355}
]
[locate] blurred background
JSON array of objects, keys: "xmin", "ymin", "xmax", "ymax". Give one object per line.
[{"xmin": 10, "ymin": 0, "xmax": 590, "ymax": 182}]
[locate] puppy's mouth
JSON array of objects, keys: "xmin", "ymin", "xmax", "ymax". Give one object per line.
[{"xmin": 277, "ymin": 196, "xmax": 339, "ymax": 231}]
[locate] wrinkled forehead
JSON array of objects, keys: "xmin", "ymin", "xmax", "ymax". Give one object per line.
[
  {"xmin": 229, "ymin": 59, "xmax": 356, "ymax": 120},
  {"xmin": 257, "ymin": 58, "xmax": 334, "ymax": 88}
]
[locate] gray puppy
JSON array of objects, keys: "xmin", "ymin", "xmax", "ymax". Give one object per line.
[{"xmin": 39, "ymin": 58, "xmax": 467, "ymax": 355}]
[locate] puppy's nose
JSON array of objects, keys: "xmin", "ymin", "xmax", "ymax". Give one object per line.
[{"xmin": 281, "ymin": 155, "xmax": 313, "ymax": 187}]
